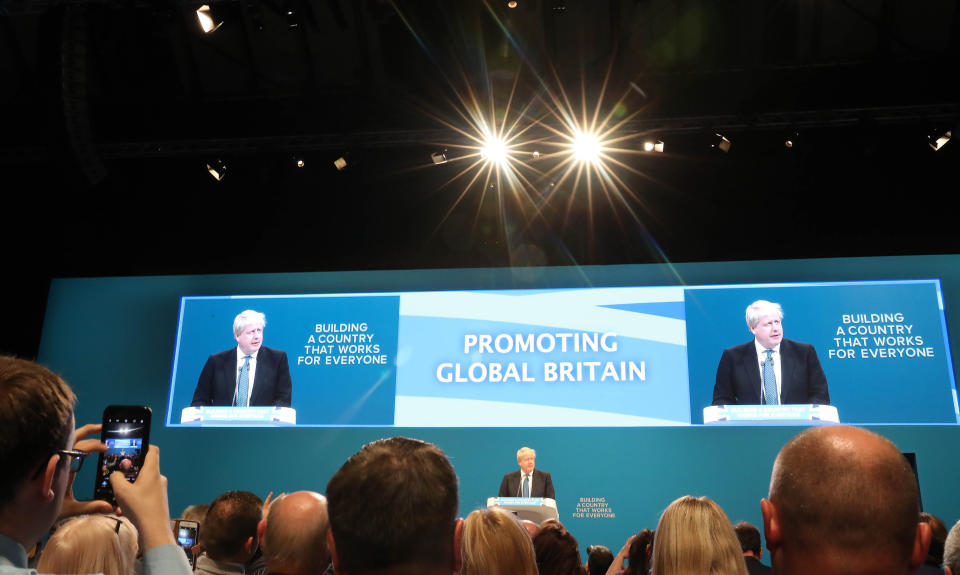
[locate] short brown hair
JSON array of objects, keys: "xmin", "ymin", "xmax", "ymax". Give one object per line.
[
  {"xmin": 532, "ymin": 521, "xmax": 582, "ymax": 575},
  {"xmin": 0, "ymin": 356, "xmax": 75, "ymax": 509},
  {"xmin": 202, "ymin": 491, "xmax": 263, "ymax": 560},
  {"xmin": 326, "ymin": 436, "xmax": 459, "ymax": 574}
]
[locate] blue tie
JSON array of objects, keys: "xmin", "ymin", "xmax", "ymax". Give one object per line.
[
  {"xmin": 235, "ymin": 355, "xmax": 251, "ymax": 407},
  {"xmin": 522, "ymin": 474, "xmax": 530, "ymax": 497},
  {"xmin": 762, "ymin": 349, "xmax": 778, "ymax": 405}
]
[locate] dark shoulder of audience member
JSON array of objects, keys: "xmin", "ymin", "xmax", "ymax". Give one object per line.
[
  {"xmin": 533, "ymin": 521, "xmax": 582, "ymax": 575},
  {"xmin": 202, "ymin": 491, "xmax": 264, "ymax": 563},
  {"xmin": 585, "ymin": 545, "xmax": 613, "ymax": 575},
  {"xmin": 626, "ymin": 529, "xmax": 654, "ymax": 575},
  {"xmin": 325, "ymin": 436, "xmax": 459, "ymax": 575}
]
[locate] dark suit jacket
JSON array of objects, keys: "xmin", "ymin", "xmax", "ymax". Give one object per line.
[
  {"xmin": 498, "ymin": 470, "xmax": 555, "ymax": 500},
  {"xmin": 744, "ymin": 556, "xmax": 773, "ymax": 575},
  {"xmin": 712, "ymin": 338, "xmax": 829, "ymax": 405},
  {"xmin": 191, "ymin": 346, "xmax": 292, "ymax": 407}
]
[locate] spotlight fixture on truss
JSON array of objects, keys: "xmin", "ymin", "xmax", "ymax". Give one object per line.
[
  {"xmin": 928, "ymin": 129, "xmax": 952, "ymax": 151},
  {"xmin": 196, "ymin": 5, "xmax": 222, "ymax": 34},
  {"xmin": 333, "ymin": 155, "xmax": 348, "ymax": 171},
  {"xmin": 431, "ymin": 150, "xmax": 448, "ymax": 165},
  {"xmin": 206, "ymin": 158, "xmax": 227, "ymax": 181},
  {"xmin": 711, "ymin": 133, "xmax": 731, "ymax": 153}
]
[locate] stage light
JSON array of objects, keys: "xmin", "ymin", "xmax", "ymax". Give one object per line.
[
  {"xmin": 711, "ymin": 133, "xmax": 731, "ymax": 153},
  {"xmin": 333, "ymin": 156, "xmax": 348, "ymax": 170},
  {"xmin": 293, "ymin": 156, "xmax": 305, "ymax": 168},
  {"xmin": 643, "ymin": 140, "xmax": 664, "ymax": 153},
  {"xmin": 206, "ymin": 158, "xmax": 227, "ymax": 181},
  {"xmin": 532, "ymin": 150, "xmax": 541, "ymax": 160},
  {"xmin": 552, "ymin": 0, "xmax": 566, "ymax": 14},
  {"xmin": 196, "ymin": 5, "xmax": 222, "ymax": 34},
  {"xmin": 431, "ymin": 150, "xmax": 448, "ymax": 165},
  {"xmin": 928, "ymin": 129, "xmax": 952, "ymax": 151},
  {"xmin": 481, "ymin": 137, "xmax": 508, "ymax": 164},
  {"xmin": 572, "ymin": 130, "xmax": 601, "ymax": 163},
  {"xmin": 507, "ymin": 1, "xmax": 518, "ymax": 7}
]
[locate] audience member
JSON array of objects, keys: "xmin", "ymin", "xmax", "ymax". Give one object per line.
[
  {"xmin": 585, "ymin": 544, "xmax": 613, "ymax": 575},
  {"xmin": 0, "ymin": 356, "xmax": 190, "ymax": 575},
  {"xmin": 198, "ymin": 491, "xmax": 263, "ymax": 575},
  {"xmin": 533, "ymin": 521, "xmax": 582, "ymax": 575},
  {"xmin": 761, "ymin": 425, "xmax": 930, "ymax": 575},
  {"xmin": 652, "ymin": 495, "xmax": 747, "ymax": 575},
  {"xmin": 520, "ymin": 520, "xmax": 540, "ymax": 539},
  {"xmin": 37, "ymin": 515, "xmax": 137, "ymax": 575},
  {"xmin": 258, "ymin": 491, "xmax": 330, "ymax": 575},
  {"xmin": 181, "ymin": 504, "xmax": 210, "ymax": 524},
  {"xmin": 914, "ymin": 513, "xmax": 948, "ymax": 575},
  {"xmin": 459, "ymin": 507, "xmax": 537, "ymax": 575},
  {"xmin": 606, "ymin": 529, "xmax": 654, "ymax": 575},
  {"xmin": 943, "ymin": 520, "xmax": 960, "ymax": 575},
  {"xmin": 733, "ymin": 522, "xmax": 772, "ymax": 575},
  {"xmin": 326, "ymin": 436, "xmax": 461, "ymax": 575}
]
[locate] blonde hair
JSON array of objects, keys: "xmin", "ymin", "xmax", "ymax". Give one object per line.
[
  {"xmin": 460, "ymin": 508, "xmax": 538, "ymax": 575},
  {"xmin": 652, "ymin": 496, "xmax": 748, "ymax": 575},
  {"xmin": 38, "ymin": 515, "xmax": 138, "ymax": 575}
]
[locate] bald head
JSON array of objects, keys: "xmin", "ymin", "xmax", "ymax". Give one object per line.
[
  {"xmin": 261, "ymin": 491, "xmax": 330, "ymax": 575},
  {"xmin": 763, "ymin": 425, "xmax": 929, "ymax": 575}
]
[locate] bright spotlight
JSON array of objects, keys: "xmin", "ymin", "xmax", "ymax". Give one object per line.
[
  {"xmin": 481, "ymin": 137, "xmax": 508, "ymax": 164},
  {"xmin": 573, "ymin": 130, "xmax": 601, "ymax": 163},
  {"xmin": 196, "ymin": 5, "xmax": 222, "ymax": 34},
  {"xmin": 431, "ymin": 150, "xmax": 448, "ymax": 165},
  {"xmin": 642, "ymin": 140, "xmax": 664, "ymax": 153}
]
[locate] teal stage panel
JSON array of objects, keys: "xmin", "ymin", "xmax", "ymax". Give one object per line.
[{"xmin": 39, "ymin": 255, "xmax": 960, "ymax": 560}]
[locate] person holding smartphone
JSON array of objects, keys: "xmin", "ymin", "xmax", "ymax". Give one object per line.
[{"xmin": 0, "ymin": 356, "xmax": 191, "ymax": 575}]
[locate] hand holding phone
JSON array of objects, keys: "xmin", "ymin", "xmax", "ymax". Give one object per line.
[
  {"xmin": 93, "ymin": 406, "xmax": 152, "ymax": 505},
  {"xmin": 173, "ymin": 519, "xmax": 200, "ymax": 568}
]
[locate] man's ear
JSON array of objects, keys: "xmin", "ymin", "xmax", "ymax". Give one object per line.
[
  {"xmin": 760, "ymin": 498, "xmax": 782, "ymax": 554},
  {"xmin": 328, "ymin": 530, "xmax": 340, "ymax": 573},
  {"xmin": 453, "ymin": 518, "xmax": 464, "ymax": 572},
  {"xmin": 908, "ymin": 521, "xmax": 932, "ymax": 572},
  {"xmin": 244, "ymin": 535, "xmax": 257, "ymax": 557},
  {"xmin": 39, "ymin": 454, "xmax": 61, "ymax": 502}
]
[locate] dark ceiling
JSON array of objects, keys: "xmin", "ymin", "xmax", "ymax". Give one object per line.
[{"xmin": 1, "ymin": 0, "xmax": 959, "ymax": 357}]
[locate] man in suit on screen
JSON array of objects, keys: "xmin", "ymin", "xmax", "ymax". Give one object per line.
[
  {"xmin": 498, "ymin": 446, "xmax": 555, "ymax": 500},
  {"xmin": 712, "ymin": 300, "xmax": 829, "ymax": 406},
  {"xmin": 191, "ymin": 309, "xmax": 292, "ymax": 407}
]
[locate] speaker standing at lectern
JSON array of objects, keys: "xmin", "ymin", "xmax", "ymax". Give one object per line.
[
  {"xmin": 712, "ymin": 300, "xmax": 829, "ymax": 406},
  {"xmin": 191, "ymin": 309, "xmax": 293, "ymax": 407},
  {"xmin": 498, "ymin": 446, "xmax": 555, "ymax": 500}
]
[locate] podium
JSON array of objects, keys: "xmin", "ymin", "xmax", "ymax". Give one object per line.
[
  {"xmin": 486, "ymin": 497, "xmax": 559, "ymax": 524},
  {"xmin": 180, "ymin": 406, "xmax": 297, "ymax": 426},
  {"xmin": 703, "ymin": 404, "xmax": 839, "ymax": 425}
]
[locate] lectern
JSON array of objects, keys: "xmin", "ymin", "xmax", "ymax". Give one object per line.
[{"xmin": 486, "ymin": 497, "xmax": 559, "ymax": 523}]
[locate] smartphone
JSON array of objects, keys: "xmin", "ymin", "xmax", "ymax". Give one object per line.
[
  {"xmin": 93, "ymin": 405, "xmax": 152, "ymax": 504},
  {"xmin": 173, "ymin": 519, "xmax": 199, "ymax": 568}
]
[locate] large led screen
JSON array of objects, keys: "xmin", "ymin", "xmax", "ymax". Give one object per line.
[{"xmin": 166, "ymin": 279, "xmax": 958, "ymax": 427}]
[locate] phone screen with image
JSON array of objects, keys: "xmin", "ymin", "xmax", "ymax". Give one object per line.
[{"xmin": 93, "ymin": 406, "xmax": 151, "ymax": 504}]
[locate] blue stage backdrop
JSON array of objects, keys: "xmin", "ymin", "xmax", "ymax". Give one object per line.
[{"xmin": 38, "ymin": 255, "xmax": 960, "ymax": 563}]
